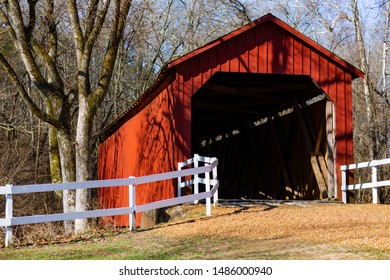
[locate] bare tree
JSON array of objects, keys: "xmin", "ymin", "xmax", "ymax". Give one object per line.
[{"xmin": 0, "ymin": 0, "xmax": 132, "ymax": 233}]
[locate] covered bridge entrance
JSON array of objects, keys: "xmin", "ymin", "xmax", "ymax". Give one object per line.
[
  {"xmin": 97, "ymin": 14, "xmax": 364, "ymax": 226},
  {"xmin": 192, "ymin": 72, "xmax": 331, "ymax": 200}
]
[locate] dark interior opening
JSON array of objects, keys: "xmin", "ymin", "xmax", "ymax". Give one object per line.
[{"xmin": 191, "ymin": 72, "xmax": 329, "ymax": 200}]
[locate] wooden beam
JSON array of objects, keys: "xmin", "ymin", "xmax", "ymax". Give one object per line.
[
  {"xmin": 294, "ymin": 100, "xmax": 328, "ymax": 199},
  {"xmin": 314, "ymin": 104, "xmax": 326, "ymax": 154},
  {"xmin": 192, "ymin": 100, "xmax": 261, "ymax": 115},
  {"xmin": 326, "ymin": 101, "xmax": 336, "ymax": 197},
  {"xmin": 298, "ymin": 100, "xmax": 330, "ymax": 194},
  {"xmin": 312, "ymin": 103, "xmax": 329, "ymax": 191},
  {"xmin": 202, "ymin": 83, "xmax": 284, "ymax": 102}
]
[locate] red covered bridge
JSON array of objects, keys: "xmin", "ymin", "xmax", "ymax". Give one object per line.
[{"xmin": 97, "ymin": 13, "xmax": 364, "ymax": 226}]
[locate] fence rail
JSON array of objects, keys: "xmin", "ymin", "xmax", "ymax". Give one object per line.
[
  {"xmin": 341, "ymin": 158, "xmax": 390, "ymax": 203},
  {"xmin": 178, "ymin": 154, "xmax": 219, "ymax": 216},
  {"xmin": 0, "ymin": 155, "xmax": 218, "ymax": 247}
]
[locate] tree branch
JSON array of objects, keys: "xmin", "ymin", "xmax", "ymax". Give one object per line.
[
  {"xmin": 0, "ymin": 4, "xmax": 17, "ymax": 42},
  {"xmin": 84, "ymin": 0, "xmax": 110, "ymax": 61},
  {"xmin": 45, "ymin": 0, "xmax": 58, "ymax": 59},
  {"xmin": 85, "ymin": 0, "xmax": 99, "ymax": 36},
  {"xmin": 7, "ymin": 0, "xmax": 58, "ymax": 98},
  {"xmin": 0, "ymin": 51, "xmax": 62, "ymax": 129},
  {"xmin": 67, "ymin": 0, "xmax": 85, "ymax": 62},
  {"xmin": 92, "ymin": 0, "xmax": 131, "ymax": 106},
  {"xmin": 31, "ymin": 41, "xmax": 64, "ymax": 92}
]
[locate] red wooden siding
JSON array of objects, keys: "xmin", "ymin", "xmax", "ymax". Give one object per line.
[
  {"xmin": 98, "ymin": 86, "xmax": 178, "ymax": 225},
  {"xmin": 98, "ymin": 14, "xmax": 363, "ymax": 226}
]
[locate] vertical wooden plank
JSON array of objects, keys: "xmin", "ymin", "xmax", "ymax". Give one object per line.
[
  {"xmin": 175, "ymin": 67, "xmax": 184, "ymax": 163},
  {"xmin": 190, "ymin": 55, "xmax": 200, "ymax": 94},
  {"xmin": 320, "ymin": 56, "xmax": 329, "ymax": 93},
  {"xmin": 302, "ymin": 45, "xmax": 311, "ymax": 75},
  {"xmin": 183, "ymin": 60, "xmax": 193, "ymax": 158},
  {"xmin": 345, "ymin": 74, "xmax": 353, "ymax": 164},
  {"xmin": 335, "ymin": 68, "xmax": 346, "ymax": 199},
  {"xmin": 328, "ymin": 63, "xmax": 337, "ymax": 101},
  {"xmin": 167, "ymin": 83, "xmax": 177, "ymax": 173},
  {"xmin": 209, "ymin": 46, "xmax": 219, "ymax": 76},
  {"xmin": 266, "ymin": 22, "xmax": 274, "ymax": 73},
  {"xmin": 285, "ymin": 33, "xmax": 294, "ymax": 74},
  {"xmin": 219, "ymin": 40, "xmax": 229, "ymax": 72},
  {"xmin": 199, "ymin": 51, "xmax": 209, "ymax": 86},
  {"xmin": 228, "ymin": 36, "xmax": 239, "ymax": 72},
  {"xmin": 248, "ymin": 26, "xmax": 258, "ymax": 73},
  {"xmin": 311, "ymin": 50, "xmax": 320, "ymax": 84},
  {"xmin": 274, "ymin": 27, "xmax": 283, "ymax": 74},
  {"xmin": 258, "ymin": 25, "xmax": 267, "ymax": 73},
  {"xmin": 293, "ymin": 39, "xmax": 303, "ymax": 75},
  {"xmin": 238, "ymin": 32, "xmax": 249, "ymax": 72},
  {"xmin": 344, "ymin": 74, "xmax": 354, "ymax": 202}
]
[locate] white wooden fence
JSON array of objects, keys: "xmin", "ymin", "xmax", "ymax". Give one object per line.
[
  {"xmin": 341, "ymin": 158, "xmax": 390, "ymax": 203},
  {"xmin": 178, "ymin": 154, "xmax": 219, "ymax": 215},
  {"xmin": 0, "ymin": 155, "xmax": 218, "ymax": 247}
]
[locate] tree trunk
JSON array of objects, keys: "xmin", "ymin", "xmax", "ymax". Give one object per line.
[
  {"xmin": 75, "ymin": 97, "xmax": 94, "ymax": 232},
  {"xmin": 57, "ymin": 129, "xmax": 76, "ymax": 233},
  {"xmin": 351, "ymin": 0, "xmax": 377, "ymax": 160}
]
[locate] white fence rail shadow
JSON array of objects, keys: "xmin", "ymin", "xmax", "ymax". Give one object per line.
[
  {"xmin": 0, "ymin": 155, "xmax": 218, "ymax": 247},
  {"xmin": 341, "ymin": 158, "xmax": 390, "ymax": 203}
]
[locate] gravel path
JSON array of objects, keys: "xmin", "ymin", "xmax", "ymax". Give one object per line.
[{"xmin": 152, "ymin": 202, "xmax": 390, "ymax": 254}]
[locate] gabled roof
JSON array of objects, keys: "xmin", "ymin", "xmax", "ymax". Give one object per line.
[
  {"xmin": 168, "ymin": 13, "xmax": 364, "ymax": 78},
  {"xmin": 97, "ymin": 13, "xmax": 364, "ymax": 142}
]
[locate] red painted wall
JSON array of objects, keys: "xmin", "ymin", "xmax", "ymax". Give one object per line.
[
  {"xmin": 98, "ymin": 15, "xmax": 361, "ymax": 226},
  {"xmin": 98, "ymin": 86, "xmax": 179, "ymax": 225}
]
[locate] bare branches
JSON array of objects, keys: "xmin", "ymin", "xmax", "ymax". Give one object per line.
[
  {"xmin": 85, "ymin": 0, "xmax": 100, "ymax": 37},
  {"xmin": 67, "ymin": 0, "xmax": 84, "ymax": 62},
  {"xmin": 224, "ymin": 0, "xmax": 252, "ymax": 24},
  {"xmin": 45, "ymin": 0, "xmax": 58, "ymax": 59},
  {"xmin": 93, "ymin": 0, "xmax": 131, "ymax": 105},
  {"xmin": 31, "ymin": 41, "xmax": 63, "ymax": 91},
  {"xmin": 0, "ymin": 4, "xmax": 17, "ymax": 41},
  {"xmin": 84, "ymin": 0, "xmax": 110, "ymax": 60},
  {"xmin": 0, "ymin": 52, "xmax": 61, "ymax": 129}
]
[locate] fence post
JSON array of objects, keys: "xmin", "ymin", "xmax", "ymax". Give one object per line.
[
  {"xmin": 129, "ymin": 177, "xmax": 136, "ymax": 231},
  {"xmin": 212, "ymin": 158, "xmax": 218, "ymax": 207},
  {"xmin": 205, "ymin": 167, "xmax": 211, "ymax": 216},
  {"xmin": 177, "ymin": 162, "xmax": 183, "ymax": 197},
  {"xmin": 5, "ymin": 184, "xmax": 13, "ymax": 247},
  {"xmin": 372, "ymin": 166, "xmax": 378, "ymax": 204},
  {"xmin": 341, "ymin": 169, "xmax": 347, "ymax": 203},
  {"xmin": 194, "ymin": 154, "xmax": 199, "ymax": 204}
]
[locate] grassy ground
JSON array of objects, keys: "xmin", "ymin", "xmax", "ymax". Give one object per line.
[{"xmin": 1, "ymin": 203, "xmax": 389, "ymax": 260}]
